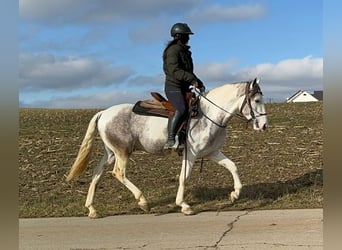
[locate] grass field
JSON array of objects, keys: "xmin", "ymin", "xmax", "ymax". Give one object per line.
[{"xmin": 19, "ymin": 102, "xmax": 323, "ymax": 218}]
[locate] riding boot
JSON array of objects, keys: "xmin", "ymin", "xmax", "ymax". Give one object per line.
[{"xmin": 164, "ymin": 110, "xmax": 183, "ymax": 149}]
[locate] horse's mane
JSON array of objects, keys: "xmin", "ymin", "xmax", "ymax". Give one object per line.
[{"xmin": 208, "ymin": 81, "xmax": 248, "ymax": 98}]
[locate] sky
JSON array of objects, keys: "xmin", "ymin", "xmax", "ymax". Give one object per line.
[{"xmin": 19, "ymin": 0, "xmax": 323, "ymax": 109}]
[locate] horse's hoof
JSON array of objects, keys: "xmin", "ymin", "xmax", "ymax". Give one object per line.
[
  {"xmin": 181, "ymin": 207, "xmax": 196, "ymax": 216},
  {"xmin": 88, "ymin": 211, "xmax": 100, "ymax": 219},
  {"xmin": 230, "ymin": 191, "xmax": 238, "ymax": 203},
  {"xmin": 138, "ymin": 202, "xmax": 150, "ymax": 212}
]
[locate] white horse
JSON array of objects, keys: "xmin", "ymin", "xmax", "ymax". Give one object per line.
[{"xmin": 66, "ymin": 78, "xmax": 268, "ymax": 218}]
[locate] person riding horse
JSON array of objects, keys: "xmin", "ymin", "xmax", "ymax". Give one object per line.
[{"xmin": 163, "ymin": 23, "xmax": 205, "ymax": 149}]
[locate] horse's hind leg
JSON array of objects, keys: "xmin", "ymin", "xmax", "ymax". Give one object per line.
[
  {"xmin": 112, "ymin": 152, "xmax": 149, "ymax": 212},
  {"xmin": 207, "ymin": 150, "xmax": 242, "ymax": 203},
  {"xmin": 85, "ymin": 148, "xmax": 114, "ymax": 218}
]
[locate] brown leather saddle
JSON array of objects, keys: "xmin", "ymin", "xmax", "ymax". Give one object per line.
[{"xmin": 132, "ymin": 92, "xmax": 197, "ymax": 118}]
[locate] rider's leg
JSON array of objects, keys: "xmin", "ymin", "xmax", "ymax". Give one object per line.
[
  {"xmin": 164, "ymin": 88, "xmax": 187, "ymax": 149},
  {"xmin": 164, "ymin": 110, "xmax": 183, "ymax": 148}
]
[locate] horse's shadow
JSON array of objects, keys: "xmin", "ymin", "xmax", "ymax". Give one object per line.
[
  {"xmin": 138, "ymin": 169, "xmax": 322, "ymax": 215},
  {"xmin": 189, "ymin": 169, "xmax": 323, "ymax": 210}
]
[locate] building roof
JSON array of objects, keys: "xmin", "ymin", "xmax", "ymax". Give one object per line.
[
  {"xmin": 286, "ymin": 90, "xmax": 304, "ymax": 102},
  {"xmin": 286, "ymin": 90, "xmax": 321, "ymax": 103},
  {"xmin": 313, "ymin": 90, "xmax": 323, "ymax": 101}
]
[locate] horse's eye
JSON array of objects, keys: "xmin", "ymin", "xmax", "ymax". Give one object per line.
[{"xmin": 255, "ymin": 99, "xmax": 260, "ymax": 104}]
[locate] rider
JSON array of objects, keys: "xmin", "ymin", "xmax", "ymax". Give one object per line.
[{"xmin": 163, "ymin": 22, "xmax": 205, "ymax": 149}]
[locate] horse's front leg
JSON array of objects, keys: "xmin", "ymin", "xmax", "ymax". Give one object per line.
[
  {"xmin": 207, "ymin": 150, "xmax": 242, "ymax": 203},
  {"xmin": 175, "ymin": 153, "xmax": 196, "ymax": 215}
]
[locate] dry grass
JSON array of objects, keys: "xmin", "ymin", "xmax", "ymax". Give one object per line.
[{"xmin": 19, "ymin": 102, "xmax": 323, "ymax": 218}]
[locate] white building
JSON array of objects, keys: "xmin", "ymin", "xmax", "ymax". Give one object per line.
[{"xmin": 286, "ymin": 90, "xmax": 322, "ymax": 103}]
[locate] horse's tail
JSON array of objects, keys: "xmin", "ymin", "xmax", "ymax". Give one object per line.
[{"xmin": 66, "ymin": 111, "xmax": 103, "ymax": 181}]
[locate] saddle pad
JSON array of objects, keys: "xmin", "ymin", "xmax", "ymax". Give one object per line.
[{"xmin": 132, "ymin": 101, "xmax": 170, "ymax": 118}]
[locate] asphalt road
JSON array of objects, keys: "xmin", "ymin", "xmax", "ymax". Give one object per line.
[{"xmin": 19, "ymin": 209, "xmax": 323, "ymax": 250}]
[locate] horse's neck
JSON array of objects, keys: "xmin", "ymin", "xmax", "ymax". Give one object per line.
[{"xmin": 200, "ymin": 83, "xmax": 245, "ymax": 124}]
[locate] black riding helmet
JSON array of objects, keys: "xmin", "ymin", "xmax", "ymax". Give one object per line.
[{"xmin": 170, "ymin": 23, "xmax": 194, "ymax": 37}]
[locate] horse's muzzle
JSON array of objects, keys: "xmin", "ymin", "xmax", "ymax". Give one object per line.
[{"xmin": 253, "ymin": 119, "xmax": 268, "ymax": 131}]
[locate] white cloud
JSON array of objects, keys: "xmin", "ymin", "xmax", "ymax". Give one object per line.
[
  {"xmin": 188, "ymin": 3, "xmax": 267, "ymax": 23},
  {"xmin": 198, "ymin": 56, "xmax": 322, "ymax": 85},
  {"xmin": 127, "ymin": 3, "xmax": 268, "ymax": 42},
  {"xmin": 19, "ymin": 0, "xmax": 83, "ymax": 23},
  {"xmin": 237, "ymin": 56, "xmax": 323, "ymax": 81},
  {"xmin": 129, "ymin": 74, "xmax": 164, "ymax": 88},
  {"xmin": 20, "ymin": 90, "xmax": 151, "ymax": 109},
  {"xmin": 129, "ymin": 20, "xmax": 170, "ymax": 43},
  {"xmin": 196, "ymin": 60, "xmax": 237, "ymax": 83},
  {"xmin": 19, "ymin": 0, "xmax": 267, "ymax": 36},
  {"xmin": 196, "ymin": 56, "xmax": 323, "ymax": 102},
  {"xmin": 196, "ymin": 56, "xmax": 322, "ymax": 89},
  {"xmin": 19, "ymin": 0, "xmax": 198, "ymax": 24},
  {"xmin": 19, "ymin": 53, "xmax": 133, "ymax": 91},
  {"xmin": 20, "ymin": 55, "xmax": 323, "ymax": 107},
  {"xmin": 234, "ymin": 56, "xmax": 323, "ymax": 100}
]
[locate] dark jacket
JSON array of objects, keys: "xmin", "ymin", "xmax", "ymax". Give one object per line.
[{"xmin": 163, "ymin": 40, "xmax": 197, "ymax": 90}]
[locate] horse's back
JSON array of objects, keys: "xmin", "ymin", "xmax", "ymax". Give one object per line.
[
  {"xmin": 99, "ymin": 103, "xmax": 166, "ymax": 128},
  {"xmin": 97, "ymin": 103, "xmax": 168, "ymax": 154}
]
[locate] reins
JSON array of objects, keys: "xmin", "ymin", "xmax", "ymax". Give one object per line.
[
  {"xmin": 194, "ymin": 80, "xmax": 267, "ymax": 129},
  {"xmin": 194, "ymin": 88, "xmax": 247, "ymax": 124}
]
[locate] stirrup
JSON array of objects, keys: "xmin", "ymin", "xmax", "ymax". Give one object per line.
[
  {"xmin": 163, "ymin": 135, "xmax": 182, "ymax": 150},
  {"xmin": 163, "ymin": 140, "xmax": 176, "ymax": 149},
  {"xmin": 174, "ymin": 135, "xmax": 184, "ymax": 155}
]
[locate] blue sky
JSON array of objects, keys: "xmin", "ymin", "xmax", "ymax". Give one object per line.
[{"xmin": 19, "ymin": 0, "xmax": 323, "ymax": 108}]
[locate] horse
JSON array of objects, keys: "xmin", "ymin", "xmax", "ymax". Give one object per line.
[{"xmin": 66, "ymin": 78, "xmax": 268, "ymax": 218}]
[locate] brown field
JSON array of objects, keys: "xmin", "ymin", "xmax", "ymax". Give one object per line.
[{"xmin": 19, "ymin": 102, "xmax": 323, "ymax": 218}]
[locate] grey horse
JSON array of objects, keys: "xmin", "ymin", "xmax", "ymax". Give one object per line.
[{"xmin": 66, "ymin": 78, "xmax": 268, "ymax": 218}]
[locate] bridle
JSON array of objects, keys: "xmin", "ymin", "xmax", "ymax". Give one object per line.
[
  {"xmin": 195, "ymin": 80, "xmax": 267, "ymax": 128},
  {"xmin": 238, "ymin": 80, "xmax": 267, "ymax": 122}
]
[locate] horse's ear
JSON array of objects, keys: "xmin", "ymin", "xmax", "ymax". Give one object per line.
[
  {"xmin": 250, "ymin": 78, "xmax": 258, "ymax": 90},
  {"xmin": 250, "ymin": 78, "xmax": 260, "ymax": 90},
  {"xmin": 253, "ymin": 78, "xmax": 260, "ymax": 85}
]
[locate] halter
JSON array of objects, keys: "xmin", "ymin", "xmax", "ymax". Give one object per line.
[{"xmin": 196, "ymin": 80, "xmax": 267, "ymax": 128}]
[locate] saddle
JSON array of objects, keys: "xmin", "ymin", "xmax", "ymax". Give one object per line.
[
  {"xmin": 132, "ymin": 92, "xmax": 198, "ymax": 155},
  {"xmin": 132, "ymin": 92, "xmax": 198, "ymax": 118}
]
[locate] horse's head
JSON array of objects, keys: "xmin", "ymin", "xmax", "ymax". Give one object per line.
[{"xmin": 239, "ymin": 78, "xmax": 268, "ymax": 131}]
